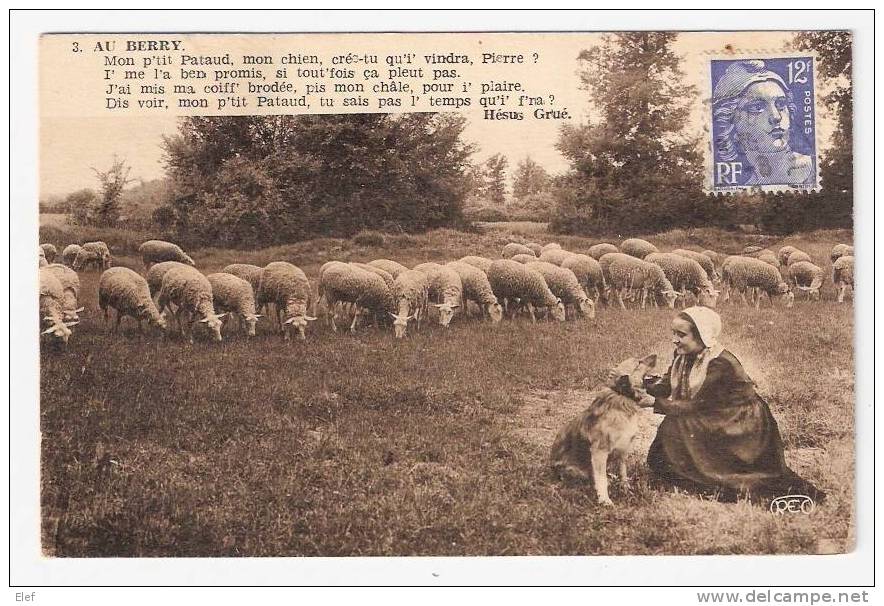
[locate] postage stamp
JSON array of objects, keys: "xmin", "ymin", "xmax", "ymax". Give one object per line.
[{"xmin": 709, "ymin": 55, "xmax": 820, "ymax": 193}]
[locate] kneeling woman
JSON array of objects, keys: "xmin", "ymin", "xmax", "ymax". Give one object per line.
[{"xmin": 647, "ymin": 306, "xmax": 825, "ymax": 505}]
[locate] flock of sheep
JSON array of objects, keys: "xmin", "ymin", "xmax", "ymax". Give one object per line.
[{"xmin": 37, "ymin": 236, "xmax": 855, "ymax": 345}]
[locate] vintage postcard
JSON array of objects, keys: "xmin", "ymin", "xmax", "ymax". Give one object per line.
[{"xmin": 13, "ymin": 11, "xmax": 872, "ymax": 590}]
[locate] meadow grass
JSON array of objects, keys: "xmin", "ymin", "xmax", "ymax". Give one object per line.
[{"xmin": 39, "ymin": 226, "xmax": 854, "ymax": 556}]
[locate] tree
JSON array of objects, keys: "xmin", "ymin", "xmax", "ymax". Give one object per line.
[
  {"xmin": 512, "ymin": 156, "xmax": 550, "ymax": 200},
  {"xmin": 552, "ymin": 33, "xmax": 704, "ymax": 234},
  {"xmin": 91, "ymin": 156, "xmax": 134, "ymax": 226},
  {"xmin": 66, "ymin": 188, "xmax": 98, "ymax": 225},
  {"xmin": 163, "ymin": 114, "xmax": 475, "ymax": 245},
  {"xmin": 483, "ymin": 153, "xmax": 509, "ymax": 206},
  {"xmin": 793, "ymin": 32, "xmax": 852, "ymax": 197}
]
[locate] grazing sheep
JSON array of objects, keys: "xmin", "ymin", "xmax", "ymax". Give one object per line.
[
  {"xmin": 701, "ymin": 250, "xmax": 721, "ymax": 267},
  {"xmin": 208, "ymin": 273, "xmax": 262, "ymax": 337},
  {"xmin": 561, "ymin": 254, "xmax": 606, "ymax": 302},
  {"xmin": 257, "ymin": 261, "xmax": 315, "ymax": 340},
  {"xmin": 721, "ymin": 256, "xmax": 794, "ymax": 309},
  {"xmin": 368, "ymin": 259, "xmax": 409, "ymax": 280},
  {"xmin": 785, "ymin": 250, "xmax": 812, "ymax": 266},
  {"xmin": 589, "ymin": 243, "xmax": 619, "ymax": 260},
  {"xmin": 646, "ymin": 253, "xmax": 719, "ymax": 308},
  {"xmin": 138, "ymin": 239, "xmax": 195, "ymax": 269},
  {"xmin": 600, "ymin": 253, "xmax": 679, "ymax": 310},
  {"xmin": 40, "ymin": 243, "xmax": 57, "ymax": 264},
  {"xmin": 777, "ymin": 245, "xmax": 799, "ymax": 266},
  {"xmin": 62, "ymin": 244, "xmax": 82, "ymax": 267},
  {"xmin": 541, "ymin": 243, "xmax": 562, "ymax": 253},
  {"xmin": 459, "ymin": 255, "xmax": 493, "ymax": 273},
  {"xmin": 413, "ymin": 262, "xmax": 463, "ymax": 327},
  {"xmin": 830, "ymin": 244, "xmax": 854, "ymax": 263},
  {"xmin": 45, "ymin": 264, "xmax": 83, "ymax": 321},
  {"xmin": 157, "ymin": 265, "xmax": 226, "ymax": 343},
  {"xmin": 352, "ymin": 262, "xmax": 395, "ymax": 290},
  {"xmin": 502, "ymin": 242, "xmax": 536, "ymax": 258},
  {"xmin": 486, "ymin": 259, "xmax": 565, "ymax": 323},
  {"xmin": 222, "ymin": 263, "xmax": 264, "ymax": 295},
  {"xmin": 787, "ymin": 261, "xmax": 825, "ymax": 301},
  {"xmin": 318, "ymin": 261, "xmax": 395, "ymax": 333},
  {"xmin": 832, "ymin": 255, "xmax": 854, "ymax": 303},
  {"xmin": 538, "ymin": 248, "xmax": 575, "ymax": 265},
  {"xmin": 38, "ymin": 247, "xmax": 48, "ymax": 268},
  {"xmin": 390, "ymin": 269, "xmax": 430, "ymax": 338},
  {"xmin": 72, "ymin": 242, "xmax": 106, "ymax": 271},
  {"xmin": 526, "ymin": 261, "xmax": 595, "ymax": 319},
  {"xmin": 526, "ymin": 242, "xmax": 543, "ymax": 256},
  {"xmin": 147, "ymin": 261, "xmax": 190, "ymax": 299},
  {"xmin": 672, "ymin": 249, "xmax": 719, "ymax": 281},
  {"xmin": 756, "ymin": 250, "xmax": 781, "ymax": 268},
  {"xmin": 39, "ymin": 268, "xmax": 77, "ymax": 344},
  {"xmin": 98, "ymin": 267, "xmax": 167, "ymax": 334},
  {"xmin": 510, "ymin": 253, "xmax": 538, "ymax": 264},
  {"xmin": 446, "ymin": 260, "xmax": 503, "ymax": 323},
  {"xmin": 620, "ymin": 238, "xmax": 658, "ymax": 259}
]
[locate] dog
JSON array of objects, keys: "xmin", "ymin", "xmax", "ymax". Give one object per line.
[{"xmin": 550, "ymin": 354, "xmax": 658, "ymax": 505}]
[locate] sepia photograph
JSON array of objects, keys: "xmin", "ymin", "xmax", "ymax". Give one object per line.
[{"xmin": 11, "ymin": 9, "xmax": 874, "ymax": 592}]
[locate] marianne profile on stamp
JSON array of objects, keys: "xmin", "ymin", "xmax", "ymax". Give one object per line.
[{"xmin": 712, "ymin": 59, "xmax": 816, "ymax": 187}]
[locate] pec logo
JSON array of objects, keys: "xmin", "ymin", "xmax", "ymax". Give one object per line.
[{"xmin": 770, "ymin": 494, "xmax": 815, "ymax": 514}]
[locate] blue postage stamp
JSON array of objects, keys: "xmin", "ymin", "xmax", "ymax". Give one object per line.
[{"xmin": 708, "ymin": 56, "xmax": 820, "ymax": 193}]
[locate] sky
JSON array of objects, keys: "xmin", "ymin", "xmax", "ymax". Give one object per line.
[{"xmin": 39, "ymin": 31, "xmax": 836, "ymax": 198}]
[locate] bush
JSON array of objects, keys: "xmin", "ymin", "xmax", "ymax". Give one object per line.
[
  {"xmin": 151, "ymin": 205, "xmax": 177, "ymax": 230},
  {"xmin": 464, "ymin": 206, "xmax": 509, "ymax": 222},
  {"xmin": 351, "ymin": 230, "xmax": 386, "ymax": 247}
]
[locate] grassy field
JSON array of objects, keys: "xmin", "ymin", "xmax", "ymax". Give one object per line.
[{"xmin": 39, "ymin": 222, "xmax": 855, "ymax": 556}]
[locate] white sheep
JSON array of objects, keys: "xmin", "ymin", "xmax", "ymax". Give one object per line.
[
  {"xmin": 540, "ymin": 243, "xmax": 562, "ymax": 253},
  {"xmin": 459, "ymin": 256, "xmax": 493, "ymax": 273},
  {"xmin": 526, "ymin": 242, "xmax": 543, "ymax": 256},
  {"xmin": 222, "ymin": 264, "xmax": 264, "ymax": 295},
  {"xmin": 671, "ymin": 249, "xmax": 719, "ymax": 282},
  {"xmin": 526, "ymin": 261, "xmax": 595, "ymax": 319},
  {"xmin": 777, "ymin": 246, "xmax": 798, "ymax": 266},
  {"xmin": 502, "ymin": 242, "xmax": 535, "ymax": 258},
  {"xmin": 756, "ymin": 250, "xmax": 781, "ymax": 268},
  {"xmin": 787, "ymin": 261, "xmax": 825, "ymax": 301},
  {"xmin": 830, "ymin": 244, "xmax": 854, "ymax": 263},
  {"xmin": 38, "ymin": 247, "xmax": 48, "ymax": 268},
  {"xmin": 510, "ymin": 253, "xmax": 537, "ymax": 264},
  {"xmin": 318, "ymin": 261, "xmax": 395, "ymax": 333},
  {"xmin": 45, "ymin": 263, "xmax": 83, "ymax": 321},
  {"xmin": 832, "ymin": 255, "xmax": 854, "ymax": 303},
  {"xmin": 208, "ymin": 273, "xmax": 263, "ymax": 337},
  {"xmin": 390, "ymin": 269, "xmax": 429, "ymax": 338},
  {"xmin": 487, "ymin": 259, "xmax": 565, "ymax": 323},
  {"xmin": 368, "ymin": 259, "xmax": 409, "ymax": 280},
  {"xmin": 445, "ymin": 260, "xmax": 503, "ymax": 323},
  {"xmin": 146, "ymin": 261, "xmax": 191, "ymax": 300},
  {"xmin": 561, "ymin": 254, "xmax": 606, "ymax": 302},
  {"xmin": 352, "ymin": 262, "xmax": 395, "ymax": 290},
  {"xmin": 589, "ymin": 243, "xmax": 619, "ymax": 260},
  {"xmin": 785, "ymin": 250, "xmax": 812, "ymax": 266},
  {"xmin": 72, "ymin": 242, "xmax": 107, "ymax": 271},
  {"xmin": 62, "ymin": 244, "xmax": 82, "ymax": 267},
  {"xmin": 721, "ymin": 256, "xmax": 794, "ymax": 309},
  {"xmin": 157, "ymin": 265, "xmax": 226, "ymax": 343},
  {"xmin": 620, "ymin": 238, "xmax": 658, "ymax": 259},
  {"xmin": 646, "ymin": 253, "xmax": 718, "ymax": 308},
  {"xmin": 257, "ymin": 261, "xmax": 315, "ymax": 340},
  {"xmin": 98, "ymin": 267, "xmax": 167, "ymax": 334},
  {"xmin": 39, "ymin": 268, "xmax": 77, "ymax": 343},
  {"xmin": 701, "ymin": 249, "xmax": 721, "ymax": 267},
  {"xmin": 138, "ymin": 239, "xmax": 195, "ymax": 269},
  {"xmin": 40, "ymin": 243, "xmax": 58, "ymax": 264},
  {"xmin": 600, "ymin": 253, "xmax": 679, "ymax": 310},
  {"xmin": 413, "ymin": 262, "xmax": 463, "ymax": 327},
  {"xmin": 538, "ymin": 248, "xmax": 574, "ymax": 265}
]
